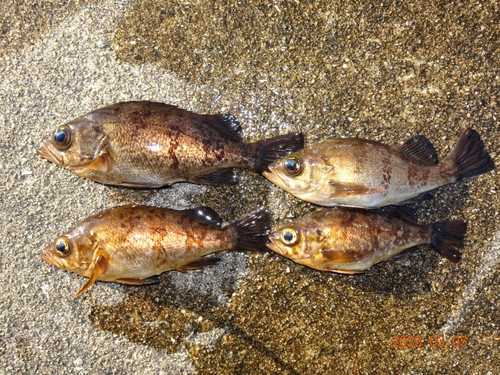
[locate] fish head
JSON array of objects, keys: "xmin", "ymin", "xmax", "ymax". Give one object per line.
[
  {"xmin": 37, "ymin": 117, "xmax": 108, "ymax": 172},
  {"xmin": 267, "ymin": 222, "xmax": 322, "ymax": 262},
  {"xmin": 263, "ymin": 150, "xmax": 331, "ymax": 199},
  {"xmin": 42, "ymin": 221, "xmax": 99, "ymax": 277}
]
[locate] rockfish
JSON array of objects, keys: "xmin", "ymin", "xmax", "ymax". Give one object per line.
[
  {"xmin": 263, "ymin": 129, "xmax": 494, "ymax": 207},
  {"xmin": 42, "ymin": 205, "xmax": 270, "ymax": 298},
  {"xmin": 37, "ymin": 101, "xmax": 304, "ymax": 187},
  {"xmin": 267, "ymin": 207, "xmax": 466, "ymax": 273}
]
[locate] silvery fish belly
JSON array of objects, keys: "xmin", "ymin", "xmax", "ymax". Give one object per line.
[
  {"xmin": 37, "ymin": 101, "xmax": 304, "ymax": 187},
  {"xmin": 267, "ymin": 207, "xmax": 466, "ymax": 273},
  {"xmin": 263, "ymin": 129, "xmax": 494, "ymax": 207},
  {"xmin": 42, "ymin": 205, "xmax": 270, "ymax": 298}
]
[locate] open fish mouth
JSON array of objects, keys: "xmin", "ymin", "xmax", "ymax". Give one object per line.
[{"xmin": 37, "ymin": 140, "xmax": 63, "ymax": 165}]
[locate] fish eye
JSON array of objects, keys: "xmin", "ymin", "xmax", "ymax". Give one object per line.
[
  {"xmin": 283, "ymin": 156, "xmax": 302, "ymax": 176},
  {"xmin": 52, "ymin": 125, "xmax": 72, "ymax": 149},
  {"xmin": 54, "ymin": 237, "xmax": 71, "ymax": 257},
  {"xmin": 280, "ymin": 228, "xmax": 298, "ymax": 245}
]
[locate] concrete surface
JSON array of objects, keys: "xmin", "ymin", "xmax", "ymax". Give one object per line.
[{"xmin": 0, "ymin": 0, "xmax": 499, "ymax": 374}]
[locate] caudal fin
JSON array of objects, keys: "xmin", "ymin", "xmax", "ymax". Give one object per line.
[
  {"xmin": 444, "ymin": 128, "xmax": 495, "ymax": 181},
  {"xmin": 253, "ymin": 132, "xmax": 304, "ymax": 173},
  {"xmin": 231, "ymin": 209, "xmax": 271, "ymax": 252},
  {"xmin": 429, "ymin": 220, "xmax": 467, "ymax": 263}
]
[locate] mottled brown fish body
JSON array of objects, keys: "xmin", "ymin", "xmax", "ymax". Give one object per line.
[
  {"xmin": 37, "ymin": 101, "xmax": 304, "ymax": 187},
  {"xmin": 264, "ymin": 129, "xmax": 494, "ymax": 207},
  {"xmin": 42, "ymin": 205, "xmax": 270, "ymax": 297},
  {"xmin": 267, "ymin": 207, "xmax": 465, "ymax": 273}
]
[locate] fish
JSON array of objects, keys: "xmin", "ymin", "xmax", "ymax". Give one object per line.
[
  {"xmin": 42, "ymin": 205, "xmax": 270, "ymax": 298},
  {"xmin": 266, "ymin": 207, "xmax": 466, "ymax": 273},
  {"xmin": 263, "ymin": 128, "xmax": 495, "ymax": 207},
  {"xmin": 37, "ymin": 101, "xmax": 304, "ymax": 187}
]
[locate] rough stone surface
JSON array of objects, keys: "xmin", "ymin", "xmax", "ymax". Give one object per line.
[{"xmin": 0, "ymin": 0, "xmax": 498, "ymax": 374}]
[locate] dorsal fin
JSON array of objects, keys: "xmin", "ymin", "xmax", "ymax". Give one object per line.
[
  {"xmin": 395, "ymin": 135, "xmax": 439, "ymax": 166},
  {"xmin": 201, "ymin": 114, "xmax": 243, "ymax": 142},
  {"xmin": 180, "ymin": 206, "xmax": 223, "ymax": 228}
]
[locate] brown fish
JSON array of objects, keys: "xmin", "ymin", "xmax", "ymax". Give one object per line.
[
  {"xmin": 37, "ymin": 101, "xmax": 304, "ymax": 187},
  {"xmin": 267, "ymin": 207, "xmax": 466, "ymax": 273},
  {"xmin": 263, "ymin": 129, "xmax": 494, "ymax": 207},
  {"xmin": 42, "ymin": 205, "xmax": 270, "ymax": 298}
]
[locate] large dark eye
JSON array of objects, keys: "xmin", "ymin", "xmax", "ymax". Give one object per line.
[
  {"xmin": 54, "ymin": 237, "xmax": 71, "ymax": 257},
  {"xmin": 52, "ymin": 126, "xmax": 72, "ymax": 149},
  {"xmin": 283, "ymin": 156, "xmax": 302, "ymax": 176},
  {"xmin": 280, "ymin": 228, "xmax": 298, "ymax": 245}
]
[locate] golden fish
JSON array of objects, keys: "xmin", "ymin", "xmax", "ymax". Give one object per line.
[
  {"xmin": 267, "ymin": 207, "xmax": 465, "ymax": 273},
  {"xmin": 37, "ymin": 101, "xmax": 304, "ymax": 187},
  {"xmin": 42, "ymin": 205, "xmax": 270, "ymax": 298},
  {"xmin": 263, "ymin": 129, "xmax": 494, "ymax": 207}
]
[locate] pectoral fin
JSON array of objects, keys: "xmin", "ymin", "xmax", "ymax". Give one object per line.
[
  {"xmin": 327, "ymin": 182, "xmax": 384, "ymax": 197},
  {"xmin": 74, "ymin": 256, "xmax": 107, "ymax": 298},
  {"xmin": 69, "ymin": 153, "xmax": 111, "ymax": 173}
]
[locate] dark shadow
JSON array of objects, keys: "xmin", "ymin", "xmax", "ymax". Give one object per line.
[{"xmin": 89, "ymin": 270, "xmax": 299, "ymax": 375}]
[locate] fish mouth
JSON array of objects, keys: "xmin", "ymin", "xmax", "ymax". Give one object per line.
[
  {"xmin": 265, "ymin": 236, "xmax": 283, "ymax": 255},
  {"xmin": 37, "ymin": 139, "xmax": 63, "ymax": 165},
  {"xmin": 41, "ymin": 249, "xmax": 59, "ymax": 267},
  {"xmin": 262, "ymin": 168, "xmax": 283, "ymax": 187}
]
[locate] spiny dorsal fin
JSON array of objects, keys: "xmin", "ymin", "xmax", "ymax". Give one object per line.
[
  {"xmin": 395, "ymin": 135, "xmax": 439, "ymax": 166},
  {"xmin": 180, "ymin": 206, "xmax": 224, "ymax": 228},
  {"xmin": 201, "ymin": 113, "xmax": 243, "ymax": 142}
]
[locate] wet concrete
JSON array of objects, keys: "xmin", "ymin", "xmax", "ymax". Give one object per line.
[{"xmin": 0, "ymin": 0, "xmax": 499, "ymax": 374}]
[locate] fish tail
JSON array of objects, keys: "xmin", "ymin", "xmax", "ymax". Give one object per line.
[
  {"xmin": 444, "ymin": 128, "xmax": 495, "ymax": 181},
  {"xmin": 429, "ymin": 220, "xmax": 467, "ymax": 263},
  {"xmin": 252, "ymin": 132, "xmax": 304, "ymax": 173},
  {"xmin": 231, "ymin": 209, "xmax": 271, "ymax": 252}
]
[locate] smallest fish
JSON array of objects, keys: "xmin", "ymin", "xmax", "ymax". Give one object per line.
[
  {"xmin": 42, "ymin": 205, "xmax": 270, "ymax": 298},
  {"xmin": 267, "ymin": 207, "xmax": 466, "ymax": 273}
]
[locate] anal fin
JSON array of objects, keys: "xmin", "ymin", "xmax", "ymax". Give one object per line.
[
  {"xmin": 176, "ymin": 257, "xmax": 221, "ymax": 272},
  {"xmin": 116, "ymin": 276, "xmax": 161, "ymax": 285},
  {"xmin": 325, "ymin": 267, "xmax": 364, "ymax": 274},
  {"xmin": 191, "ymin": 169, "xmax": 237, "ymax": 185}
]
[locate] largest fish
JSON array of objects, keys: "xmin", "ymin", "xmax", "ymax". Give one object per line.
[
  {"xmin": 263, "ymin": 128, "xmax": 494, "ymax": 207},
  {"xmin": 37, "ymin": 101, "xmax": 304, "ymax": 187},
  {"xmin": 42, "ymin": 205, "xmax": 270, "ymax": 298}
]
